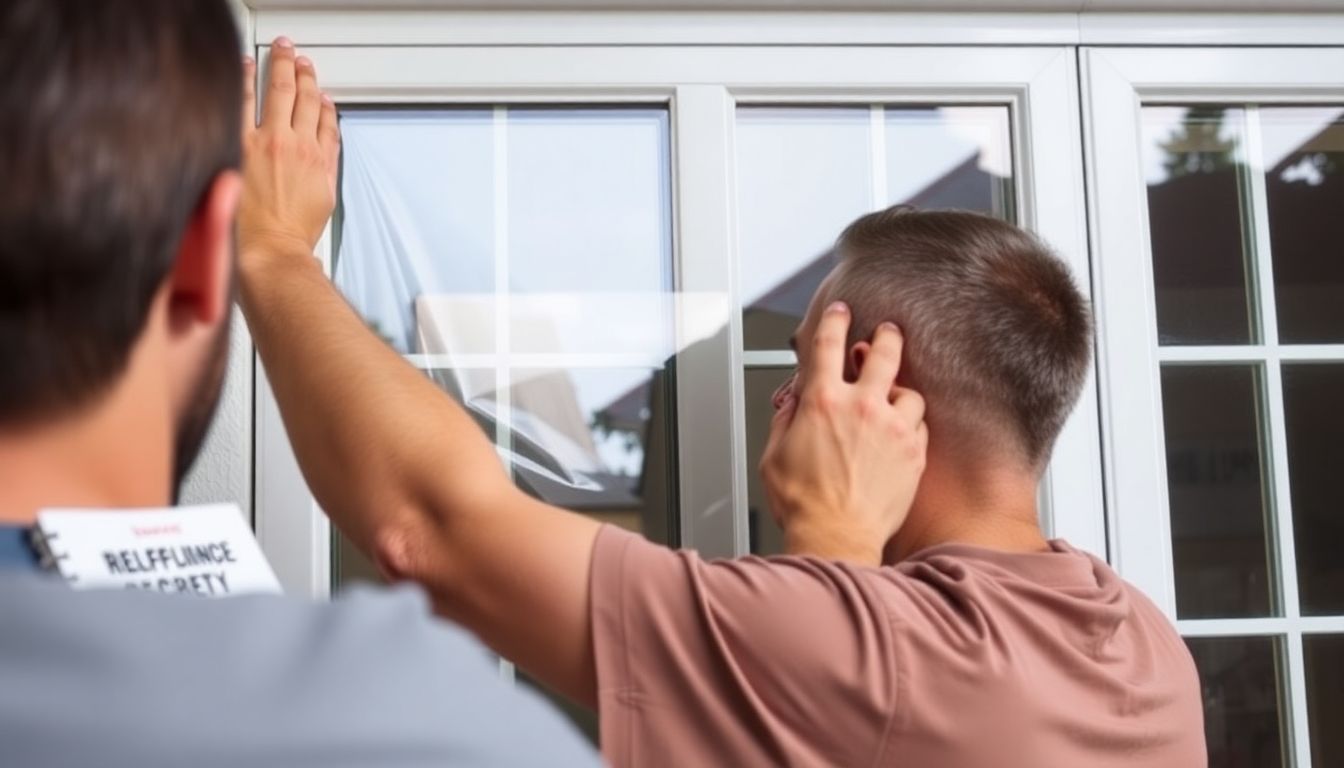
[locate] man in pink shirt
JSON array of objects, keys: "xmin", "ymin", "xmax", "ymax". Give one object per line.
[{"xmin": 241, "ymin": 45, "xmax": 1205, "ymax": 767}]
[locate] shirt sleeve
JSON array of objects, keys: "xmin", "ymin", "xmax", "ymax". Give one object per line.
[{"xmin": 589, "ymin": 525, "xmax": 902, "ymax": 767}]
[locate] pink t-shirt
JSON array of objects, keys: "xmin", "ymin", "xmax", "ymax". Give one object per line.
[{"xmin": 589, "ymin": 525, "xmax": 1205, "ymax": 767}]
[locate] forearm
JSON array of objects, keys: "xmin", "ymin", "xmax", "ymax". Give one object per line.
[
  {"xmin": 238, "ymin": 250, "xmax": 600, "ymax": 704},
  {"xmin": 238, "ymin": 250, "xmax": 511, "ymax": 573}
]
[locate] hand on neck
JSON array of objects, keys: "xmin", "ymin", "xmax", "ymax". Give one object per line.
[
  {"xmin": 0, "ymin": 336, "xmax": 175, "ymax": 526},
  {"xmin": 884, "ymin": 454, "xmax": 1049, "ymax": 564}
]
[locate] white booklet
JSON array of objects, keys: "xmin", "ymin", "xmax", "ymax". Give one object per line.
[{"xmin": 31, "ymin": 504, "xmax": 282, "ymax": 597}]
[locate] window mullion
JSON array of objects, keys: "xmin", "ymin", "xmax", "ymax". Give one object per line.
[
  {"xmin": 490, "ymin": 105, "xmax": 518, "ymax": 686},
  {"xmin": 670, "ymin": 84, "xmax": 746, "ymax": 558},
  {"xmin": 869, "ymin": 104, "xmax": 887, "ymax": 208},
  {"xmin": 1246, "ymin": 104, "xmax": 1312, "ymax": 768}
]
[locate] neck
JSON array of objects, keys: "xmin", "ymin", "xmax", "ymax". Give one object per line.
[
  {"xmin": 0, "ymin": 345, "xmax": 174, "ymax": 526},
  {"xmin": 886, "ymin": 452, "xmax": 1048, "ymax": 563}
]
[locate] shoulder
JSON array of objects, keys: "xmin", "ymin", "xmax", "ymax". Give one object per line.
[{"xmin": 0, "ymin": 575, "xmax": 597, "ymax": 767}]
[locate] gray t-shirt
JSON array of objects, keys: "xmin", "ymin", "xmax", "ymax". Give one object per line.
[{"xmin": 0, "ymin": 572, "xmax": 598, "ymax": 767}]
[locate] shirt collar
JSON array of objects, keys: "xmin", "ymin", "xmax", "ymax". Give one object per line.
[{"xmin": 0, "ymin": 525, "xmax": 41, "ymax": 572}]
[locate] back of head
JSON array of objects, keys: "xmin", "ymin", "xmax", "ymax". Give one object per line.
[
  {"xmin": 0, "ymin": 0, "xmax": 241, "ymax": 425},
  {"xmin": 830, "ymin": 207, "xmax": 1091, "ymax": 471}
]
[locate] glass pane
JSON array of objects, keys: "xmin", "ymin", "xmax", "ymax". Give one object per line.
[
  {"xmin": 1143, "ymin": 106, "xmax": 1257, "ymax": 345},
  {"xmin": 504, "ymin": 367, "xmax": 674, "ymax": 542},
  {"xmin": 884, "ymin": 107, "xmax": 1014, "ymax": 216},
  {"xmin": 334, "ymin": 110, "xmax": 496, "ymax": 354},
  {"xmin": 507, "ymin": 109, "xmax": 673, "ymax": 356},
  {"xmin": 1304, "ymin": 634, "xmax": 1344, "ymax": 768},
  {"xmin": 1186, "ymin": 635, "xmax": 1288, "ymax": 768},
  {"xmin": 744, "ymin": 367, "xmax": 794, "ymax": 556},
  {"xmin": 737, "ymin": 106, "xmax": 1015, "ymax": 351},
  {"xmin": 329, "ymin": 108, "xmax": 677, "ymax": 578},
  {"xmin": 1161, "ymin": 365, "xmax": 1276, "ymax": 619},
  {"xmin": 1260, "ymin": 108, "xmax": 1344, "ymax": 343},
  {"xmin": 737, "ymin": 107, "xmax": 870, "ymax": 352},
  {"xmin": 1282, "ymin": 363, "xmax": 1344, "ymax": 615}
]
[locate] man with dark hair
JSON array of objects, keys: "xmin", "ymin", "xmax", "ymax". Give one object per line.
[
  {"xmin": 0, "ymin": 2, "xmax": 600, "ymax": 765},
  {"xmin": 240, "ymin": 41, "xmax": 1204, "ymax": 768}
]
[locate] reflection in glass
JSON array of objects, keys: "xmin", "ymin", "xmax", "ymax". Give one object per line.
[
  {"xmin": 1161, "ymin": 365, "xmax": 1276, "ymax": 619},
  {"xmin": 1186, "ymin": 635, "xmax": 1287, "ymax": 768},
  {"xmin": 1142, "ymin": 106, "xmax": 1256, "ymax": 345},
  {"xmin": 736, "ymin": 106, "xmax": 1014, "ymax": 351},
  {"xmin": 885, "ymin": 107, "xmax": 1014, "ymax": 217},
  {"xmin": 503, "ymin": 368, "xmax": 674, "ymax": 541},
  {"xmin": 744, "ymin": 367, "xmax": 795, "ymax": 556},
  {"xmin": 1282, "ymin": 364, "xmax": 1344, "ymax": 615},
  {"xmin": 1304, "ymin": 634, "xmax": 1344, "ymax": 768},
  {"xmin": 736, "ymin": 108, "xmax": 870, "ymax": 351},
  {"xmin": 1261, "ymin": 108, "xmax": 1344, "ymax": 342},
  {"xmin": 334, "ymin": 107, "xmax": 674, "ymax": 360},
  {"xmin": 334, "ymin": 110, "xmax": 496, "ymax": 353},
  {"xmin": 508, "ymin": 109, "xmax": 673, "ymax": 355}
]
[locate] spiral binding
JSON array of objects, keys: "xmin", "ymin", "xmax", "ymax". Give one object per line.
[{"xmin": 27, "ymin": 529, "xmax": 77, "ymax": 583}]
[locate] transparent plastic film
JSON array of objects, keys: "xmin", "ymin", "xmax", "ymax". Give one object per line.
[{"xmin": 333, "ymin": 108, "xmax": 721, "ymax": 507}]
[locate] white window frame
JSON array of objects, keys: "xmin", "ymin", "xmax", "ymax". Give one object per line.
[
  {"xmin": 1082, "ymin": 46, "xmax": 1344, "ymax": 768},
  {"xmin": 250, "ymin": 42, "xmax": 1100, "ymax": 598}
]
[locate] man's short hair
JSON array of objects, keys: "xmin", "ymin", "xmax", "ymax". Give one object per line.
[
  {"xmin": 0, "ymin": 0, "xmax": 241, "ymax": 424},
  {"xmin": 830, "ymin": 207, "xmax": 1091, "ymax": 469}
]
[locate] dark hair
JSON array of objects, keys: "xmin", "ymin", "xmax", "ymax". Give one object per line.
[
  {"xmin": 830, "ymin": 206, "xmax": 1091, "ymax": 469},
  {"xmin": 0, "ymin": 0, "xmax": 241, "ymax": 424}
]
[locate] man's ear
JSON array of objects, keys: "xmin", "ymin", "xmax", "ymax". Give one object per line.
[
  {"xmin": 846, "ymin": 341, "xmax": 870, "ymax": 384},
  {"xmin": 167, "ymin": 170, "xmax": 242, "ymax": 333}
]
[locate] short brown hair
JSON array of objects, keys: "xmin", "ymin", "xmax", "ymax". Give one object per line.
[
  {"xmin": 829, "ymin": 207, "xmax": 1091, "ymax": 469},
  {"xmin": 0, "ymin": 0, "xmax": 241, "ymax": 423}
]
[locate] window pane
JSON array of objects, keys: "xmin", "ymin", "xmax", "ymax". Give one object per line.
[
  {"xmin": 1186, "ymin": 635, "xmax": 1288, "ymax": 768},
  {"xmin": 744, "ymin": 367, "xmax": 794, "ymax": 556},
  {"xmin": 1282, "ymin": 363, "xmax": 1344, "ymax": 615},
  {"xmin": 507, "ymin": 109, "xmax": 673, "ymax": 356},
  {"xmin": 1261, "ymin": 108, "xmax": 1344, "ymax": 343},
  {"xmin": 1161, "ymin": 365, "xmax": 1277, "ymax": 619},
  {"xmin": 884, "ymin": 107, "xmax": 1014, "ymax": 217},
  {"xmin": 1143, "ymin": 106, "xmax": 1257, "ymax": 345},
  {"xmin": 335, "ymin": 110, "xmax": 496, "ymax": 354},
  {"xmin": 331, "ymin": 106, "xmax": 677, "ymax": 608},
  {"xmin": 1304, "ymin": 634, "xmax": 1344, "ymax": 768},
  {"xmin": 737, "ymin": 108, "xmax": 870, "ymax": 352},
  {"xmin": 737, "ymin": 106, "xmax": 1014, "ymax": 352},
  {"xmin": 505, "ymin": 367, "xmax": 674, "ymax": 542}
]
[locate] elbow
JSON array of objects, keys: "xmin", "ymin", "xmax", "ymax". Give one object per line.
[
  {"xmin": 369, "ymin": 478, "xmax": 518, "ymax": 616},
  {"xmin": 372, "ymin": 519, "xmax": 423, "ymax": 585},
  {"xmin": 371, "ymin": 512, "xmax": 463, "ymax": 609}
]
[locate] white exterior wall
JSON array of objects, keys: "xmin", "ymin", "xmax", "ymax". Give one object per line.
[{"xmin": 180, "ymin": 1, "xmax": 255, "ymax": 522}]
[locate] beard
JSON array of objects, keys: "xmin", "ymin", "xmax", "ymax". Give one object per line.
[{"xmin": 170, "ymin": 290, "xmax": 232, "ymax": 503}]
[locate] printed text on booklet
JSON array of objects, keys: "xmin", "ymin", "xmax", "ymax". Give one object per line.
[{"xmin": 35, "ymin": 505, "xmax": 282, "ymax": 597}]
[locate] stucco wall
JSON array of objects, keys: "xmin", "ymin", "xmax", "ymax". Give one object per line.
[{"xmin": 179, "ymin": 309, "xmax": 253, "ymax": 521}]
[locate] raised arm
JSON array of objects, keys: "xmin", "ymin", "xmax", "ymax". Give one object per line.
[
  {"xmin": 236, "ymin": 41, "xmax": 601, "ymax": 706},
  {"xmin": 235, "ymin": 38, "xmax": 928, "ymax": 712}
]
